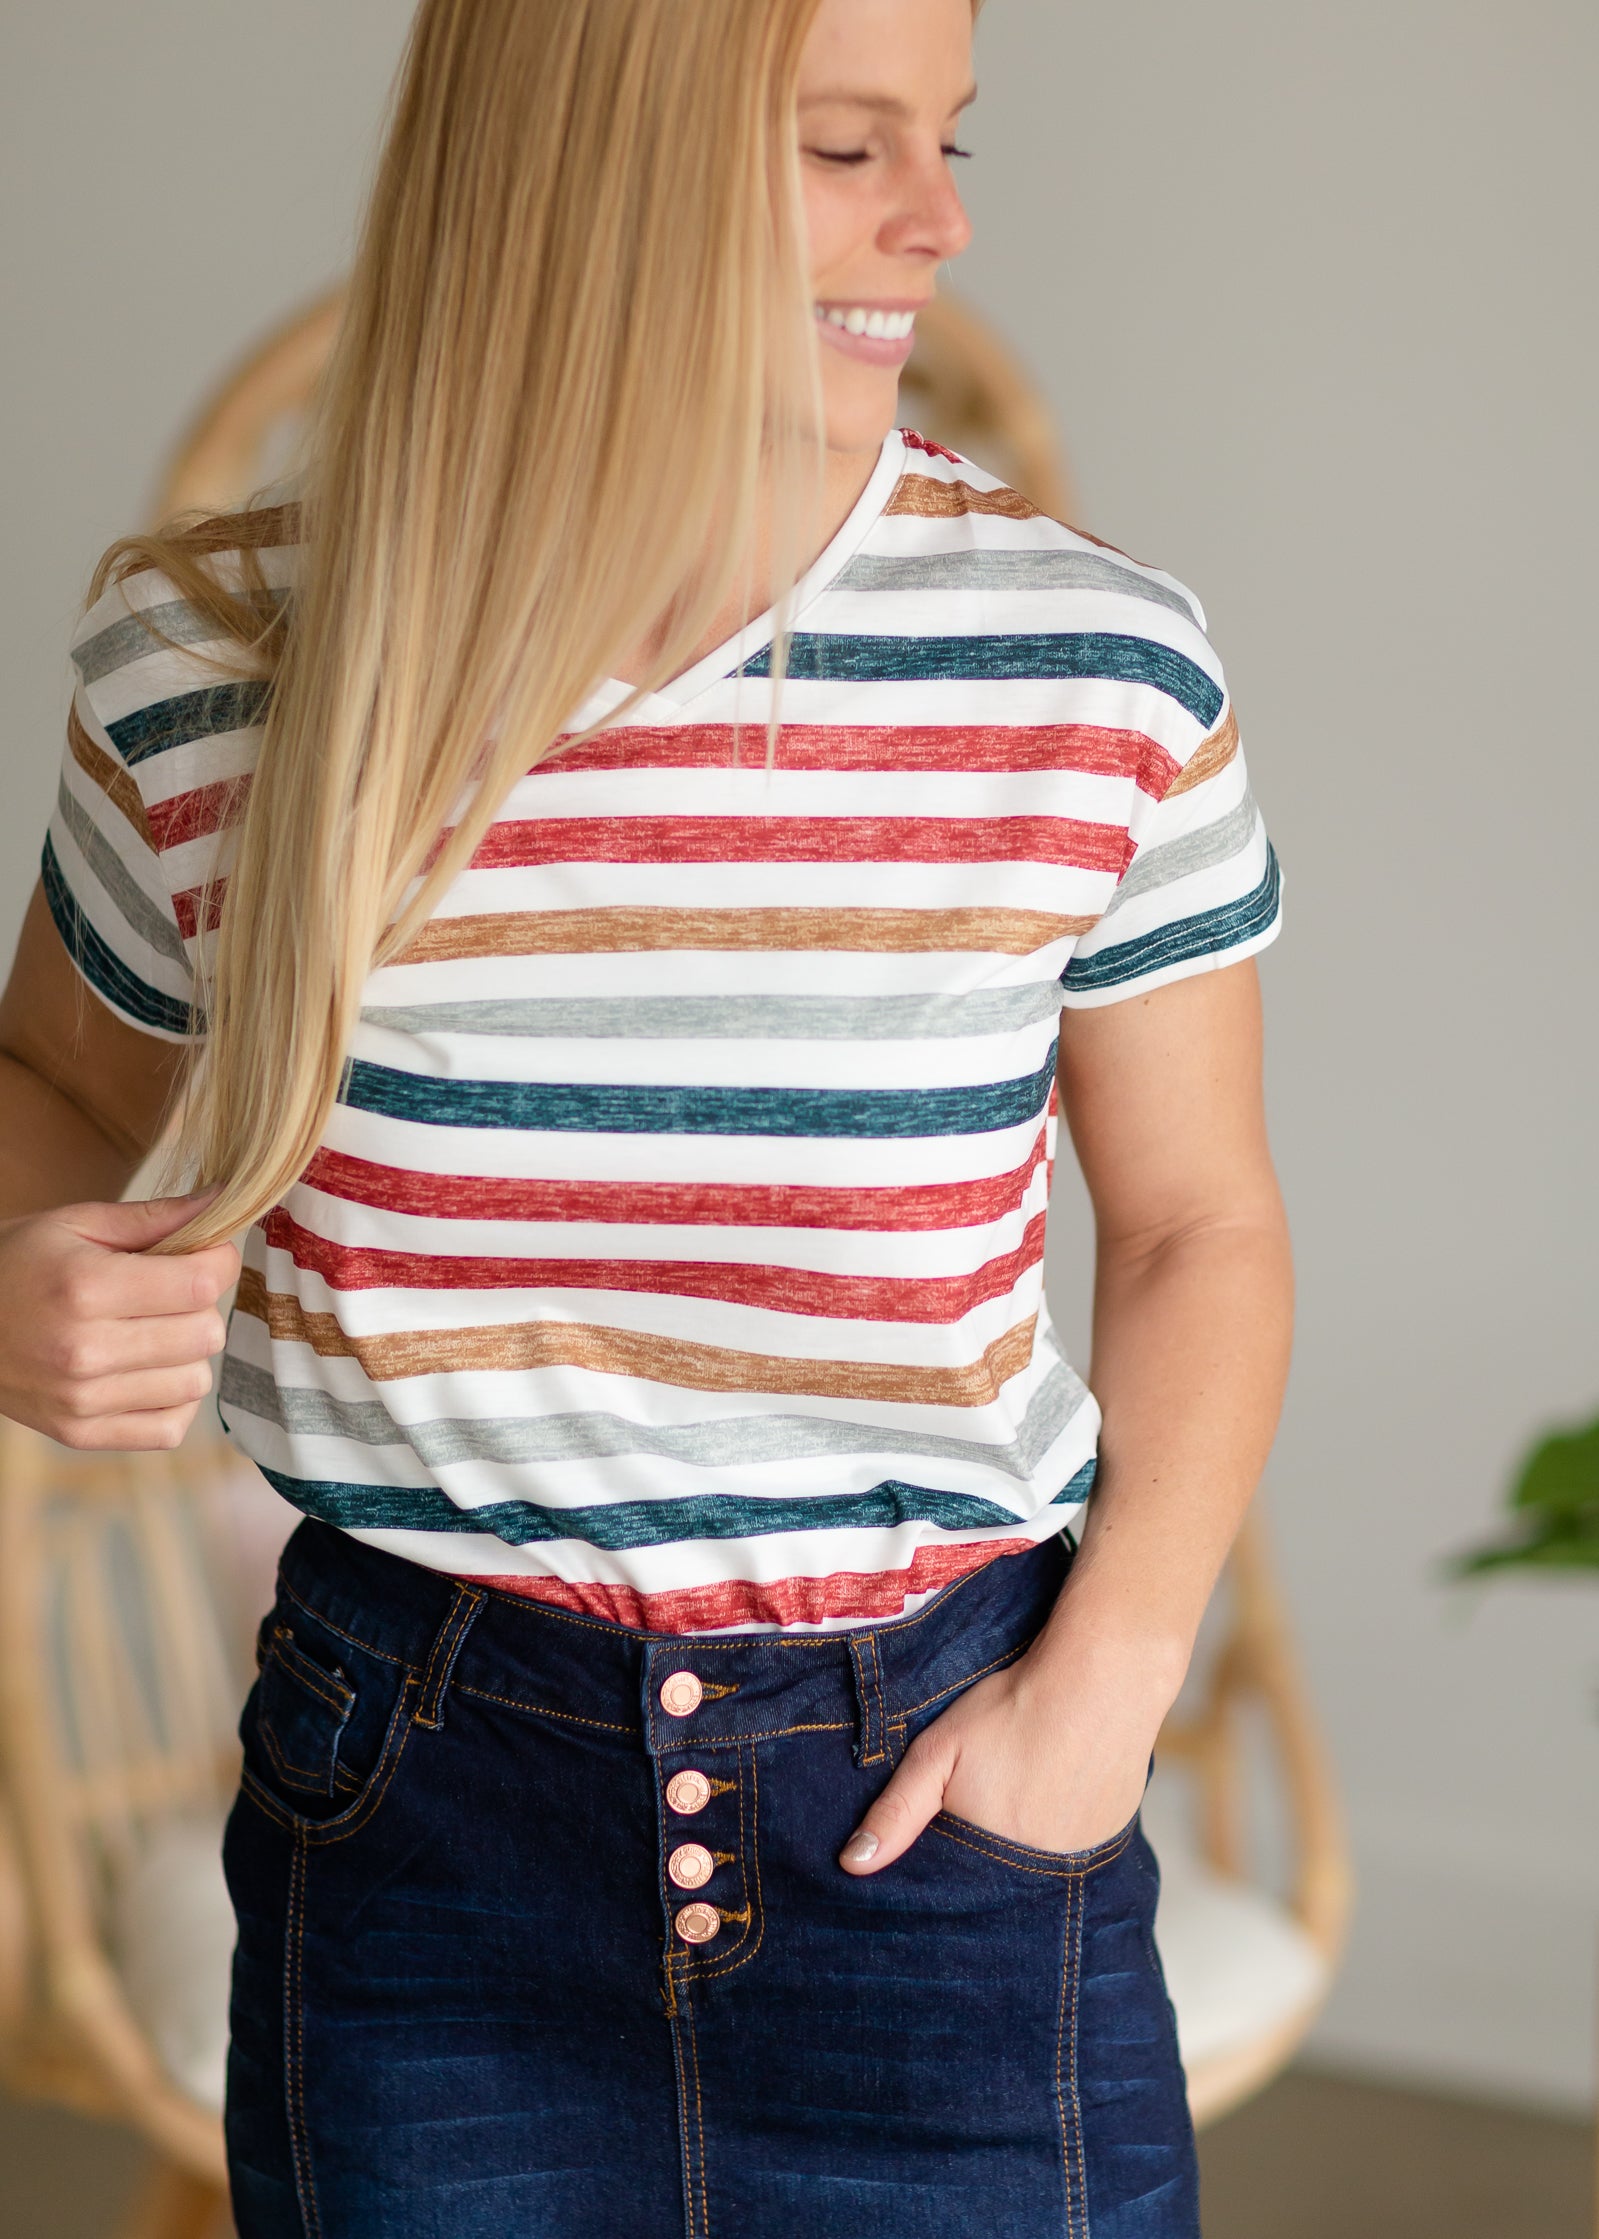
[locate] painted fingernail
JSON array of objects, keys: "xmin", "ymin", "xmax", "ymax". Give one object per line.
[{"xmin": 842, "ymin": 1829, "xmax": 880, "ymax": 1866}]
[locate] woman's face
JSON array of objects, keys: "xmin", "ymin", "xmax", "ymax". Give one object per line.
[{"xmin": 797, "ymin": 0, "xmax": 977, "ymax": 456}]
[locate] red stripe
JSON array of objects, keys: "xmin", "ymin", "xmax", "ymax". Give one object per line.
[
  {"xmin": 147, "ymin": 774, "xmax": 249, "ymax": 854},
  {"xmin": 460, "ymin": 1534, "xmax": 1034, "ymax": 1634},
  {"xmin": 300, "ymin": 1130, "xmax": 1049, "ymax": 1234},
  {"xmin": 535, "ymin": 722, "xmax": 1178, "ymax": 792},
  {"xmin": 173, "ymin": 881, "xmax": 227, "ymax": 942},
  {"xmin": 470, "ymin": 813, "xmax": 1128, "ymax": 874},
  {"xmin": 899, "ymin": 430, "xmax": 964, "ymax": 467},
  {"xmin": 263, "ymin": 1206, "xmax": 1047, "ymax": 1323}
]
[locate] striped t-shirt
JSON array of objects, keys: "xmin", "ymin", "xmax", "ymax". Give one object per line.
[{"xmin": 47, "ymin": 426, "xmax": 1281, "ymax": 1634}]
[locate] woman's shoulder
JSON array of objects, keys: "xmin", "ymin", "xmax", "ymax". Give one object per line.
[
  {"xmin": 888, "ymin": 429, "xmax": 1226, "ymax": 731},
  {"xmin": 70, "ymin": 503, "xmax": 301, "ymax": 769}
]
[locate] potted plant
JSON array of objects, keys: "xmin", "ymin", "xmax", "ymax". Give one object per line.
[{"xmin": 1454, "ymin": 1414, "xmax": 1599, "ymax": 1579}]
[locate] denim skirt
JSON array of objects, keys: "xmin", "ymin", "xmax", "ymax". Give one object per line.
[{"xmin": 223, "ymin": 1517, "xmax": 1199, "ymax": 2238}]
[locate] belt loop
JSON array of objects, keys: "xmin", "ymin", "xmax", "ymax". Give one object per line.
[
  {"xmin": 847, "ymin": 1631, "xmax": 886, "ymax": 1767},
  {"xmin": 413, "ymin": 1584, "xmax": 485, "ymax": 1731}
]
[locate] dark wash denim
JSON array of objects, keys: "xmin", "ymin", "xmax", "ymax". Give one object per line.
[{"xmin": 224, "ymin": 1518, "xmax": 1199, "ymax": 2238}]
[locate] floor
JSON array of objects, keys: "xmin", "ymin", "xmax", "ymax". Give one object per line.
[{"xmin": 0, "ymin": 2066, "xmax": 1591, "ymax": 2237}]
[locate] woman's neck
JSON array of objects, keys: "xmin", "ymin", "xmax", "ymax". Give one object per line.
[{"xmin": 608, "ymin": 438, "xmax": 883, "ymax": 689}]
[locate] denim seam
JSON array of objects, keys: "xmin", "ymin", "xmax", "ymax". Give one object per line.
[
  {"xmin": 659, "ymin": 1718, "xmax": 851, "ymax": 1748},
  {"xmin": 284, "ymin": 1828, "xmax": 323, "ymax": 2239},
  {"xmin": 240, "ymin": 1678, "xmax": 420, "ymax": 1846},
  {"xmin": 685, "ymin": 1990, "xmax": 710, "ymax": 2238},
  {"xmin": 453, "ymin": 1683, "xmax": 633, "ymax": 1734},
  {"xmin": 848, "ymin": 1633, "xmax": 887, "ymax": 1766},
  {"xmin": 270, "ymin": 1635, "xmax": 354, "ymax": 1716},
  {"xmin": 414, "ymin": 1585, "xmax": 485, "ymax": 1731},
  {"xmin": 692, "ymin": 1744, "xmax": 765, "ymax": 1984},
  {"xmin": 1055, "ymin": 1871, "xmax": 1088, "ymax": 2238},
  {"xmin": 667, "ymin": 1995, "xmax": 692, "ymax": 2213},
  {"xmin": 259, "ymin": 1718, "xmax": 339, "ymax": 1797},
  {"xmin": 275, "ymin": 1579, "xmax": 405, "ymax": 1665},
  {"xmin": 895, "ymin": 1637, "xmax": 1033, "ymax": 1721},
  {"xmin": 927, "ymin": 1818, "xmax": 1137, "ymax": 1880}
]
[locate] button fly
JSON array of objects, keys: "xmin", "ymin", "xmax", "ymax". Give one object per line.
[
  {"xmin": 668, "ymin": 1843, "xmax": 715, "ymax": 1890},
  {"xmin": 674, "ymin": 1902, "xmax": 720, "ymax": 1945},
  {"xmin": 665, "ymin": 1769, "xmax": 712, "ymax": 1816},
  {"xmin": 659, "ymin": 1671, "xmax": 704, "ymax": 1718}
]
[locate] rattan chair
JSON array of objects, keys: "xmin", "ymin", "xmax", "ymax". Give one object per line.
[
  {"xmin": 0, "ymin": 1421, "xmax": 293, "ymax": 2238},
  {"xmin": 0, "ymin": 284, "xmax": 1347, "ymax": 2236}
]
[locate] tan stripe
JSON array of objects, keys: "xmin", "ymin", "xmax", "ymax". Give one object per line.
[
  {"xmin": 174, "ymin": 503, "xmax": 302, "ymax": 557},
  {"xmin": 1163, "ymin": 705, "xmax": 1239, "ymax": 798},
  {"xmin": 67, "ymin": 705, "xmax": 155, "ymax": 846},
  {"xmin": 235, "ymin": 1270, "xmax": 1037, "ymax": 1410},
  {"xmin": 397, "ymin": 904, "xmax": 1094, "ymax": 965},
  {"xmin": 887, "ymin": 478, "xmax": 1041, "ymax": 522}
]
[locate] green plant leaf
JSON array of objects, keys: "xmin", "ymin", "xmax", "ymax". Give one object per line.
[
  {"xmin": 1448, "ymin": 1408, "xmax": 1599, "ymax": 1582},
  {"xmin": 1511, "ymin": 1419, "xmax": 1599, "ymax": 1522}
]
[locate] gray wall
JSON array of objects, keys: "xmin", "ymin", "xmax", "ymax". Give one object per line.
[{"xmin": 4, "ymin": 0, "xmax": 1595, "ymax": 2109}]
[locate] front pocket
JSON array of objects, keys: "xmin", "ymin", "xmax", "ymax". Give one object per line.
[
  {"xmin": 929, "ymin": 1803, "xmax": 1143, "ymax": 1879},
  {"xmin": 256, "ymin": 1624, "xmax": 356, "ymax": 1797}
]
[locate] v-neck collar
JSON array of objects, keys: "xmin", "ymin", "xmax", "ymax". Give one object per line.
[{"xmin": 571, "ymin": 426, "xmax": 908, "ymax": 731}]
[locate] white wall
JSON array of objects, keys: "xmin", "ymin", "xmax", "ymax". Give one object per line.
[
  {"xmin": 3, "ymin": 0, "xmax": 1595, "ymax": 2112},
  {"xmin": 977, "ymin": 0, "xmax": 1599, "ymax": 2110}
]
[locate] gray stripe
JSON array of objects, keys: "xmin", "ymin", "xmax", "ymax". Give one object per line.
[
  {"xmin": 221, "ymin": 1354, "xmax": 1088, "ymax": 1484},
  {"xmin": 360, "ymin": 982, "xmax": 1066, "ymax": 1043},
  {"xmin": 73, "ymin": 591, "xmax": 288, "ymax": 688},
  {"xmin": 835, "ymin": 548, "xmax": 1200, "ymax": 624},
  {"xmin": 54, "ymin": 781, "xmax": 189, "ymax": 965},
  {"xmin": 1102, "ymin": 792, "xmax": 1259, "ymax": 922}
]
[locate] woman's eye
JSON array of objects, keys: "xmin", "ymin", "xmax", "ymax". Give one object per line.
[{"xmin": 808, "ymin": 145, "xmax": 974, "ymax": 167}]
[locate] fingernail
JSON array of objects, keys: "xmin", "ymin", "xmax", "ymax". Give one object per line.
[{"xmin": 842, "ymin": 1829, "xmax": 880, "ymax": 1866}]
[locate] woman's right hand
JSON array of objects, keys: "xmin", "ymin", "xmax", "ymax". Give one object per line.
[{"xmin": 0, "ymin": 1193, "xmax": 242, "ymax": 1451}]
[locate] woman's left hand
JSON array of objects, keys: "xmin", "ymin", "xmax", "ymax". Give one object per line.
[{"xmin": 837, "ymin": 1633, "xmax": 1181, "ymax": 1874}]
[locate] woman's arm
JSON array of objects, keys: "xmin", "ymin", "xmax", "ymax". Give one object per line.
[
  {"xmin": 840, "ymin": 958, "xmax": 1294, "ymax": 1870},
  {"xmin": 0, "ymin": 885, "xmax": 239, "ymax": 1448}
]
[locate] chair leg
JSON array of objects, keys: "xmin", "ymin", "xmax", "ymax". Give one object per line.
[{"xmin": 117, "ymin": 2159, "xmax": 230, "ymax": 2239}]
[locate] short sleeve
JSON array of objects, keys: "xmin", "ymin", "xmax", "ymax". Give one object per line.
[
  {"xmin": 43, "ymin": 562, "xmax": 272, "ymax": 1042},
  {"xmin": 1061, "ymin": 656, "xmax": 1283, "ymax": 1008}
]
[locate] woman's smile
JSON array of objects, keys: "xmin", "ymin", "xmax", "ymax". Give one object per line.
[{"xmin": 813, "ymin": 296, "xmax": 923, "ymax": 365}]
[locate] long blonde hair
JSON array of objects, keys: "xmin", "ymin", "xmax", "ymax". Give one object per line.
[{"xmin": 94, "ymin": 0, "xmax": 845, "ymax": 1250}]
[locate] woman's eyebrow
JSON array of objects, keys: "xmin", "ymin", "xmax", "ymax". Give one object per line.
[{"xmin": 799, "ymin": 84, "xmax": 978, "ymax": 119}]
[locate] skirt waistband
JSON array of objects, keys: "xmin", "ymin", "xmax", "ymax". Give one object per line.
[{"xmin": 272, "ymin": 1518, "xmax": 1073, "ymax": 1762}]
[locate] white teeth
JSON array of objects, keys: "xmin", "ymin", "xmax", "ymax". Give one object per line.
[{"xmin": 815, "ymin": 305, "xmax": 917, "ymax": 342}]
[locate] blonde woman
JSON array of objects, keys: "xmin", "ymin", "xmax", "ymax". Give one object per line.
[{"xmin": 0, "ymin": 0, "xmax": 1291, "ymax": 2230}]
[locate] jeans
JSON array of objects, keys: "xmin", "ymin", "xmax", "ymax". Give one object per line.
[{"xmin": 224, "ymin": 1518, "xmax": 1199, "ymax": 2237}]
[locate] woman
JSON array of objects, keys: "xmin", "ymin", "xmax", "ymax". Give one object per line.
[{"xmin": 0, "ymin": 0, "xmax": 1291, "ymax": 2230}]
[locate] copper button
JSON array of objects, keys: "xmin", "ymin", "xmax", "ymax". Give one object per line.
[
  {"xmin": 659, "ymin": 1670, "xmax": 704, "ymax": 1718},
  {"xmin": 674, "ymin": 1902, "xmax": 721, "ymax": 1946},
  {"xmin": 668, "ymin": 1842, "xmax": 715, "ymax": 1891},
  {"xmin": 665, "ymin": 1768, "xmax": 712, "ymax": 1816}
]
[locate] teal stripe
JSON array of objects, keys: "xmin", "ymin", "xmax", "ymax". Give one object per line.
[
  {"xmin": 1064, "ymin": 848, "xmax": 1281, "ymax": 994},
  {"xmin": 340, "ymin": 1042, "xmax": 1058, "ymax": 1138},
  {"xmin": 359, "ymin": 983, "xmax": 1065, "ymax": 1044},
  {"xmin": 738, "ymin": 632, "xmax": 1224, "ymax": 727},
  {"xmin": 40, "ymin": 837, "xmax": 194, "ymax": 1036},
  {"xmin": 73, "ymin": 590, "xmax": 287, "ymax": 688},
  {"xmin": 108, "ymin": 680, "xmax": 272, "ymax": 768},
  {"xmin": 834, "ymin": 548, "xmax": 1201, "ymax": 625},
  {"xmin": 256, "ymin": 1458, "xmax": 1099, "ymax": 1551}
]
